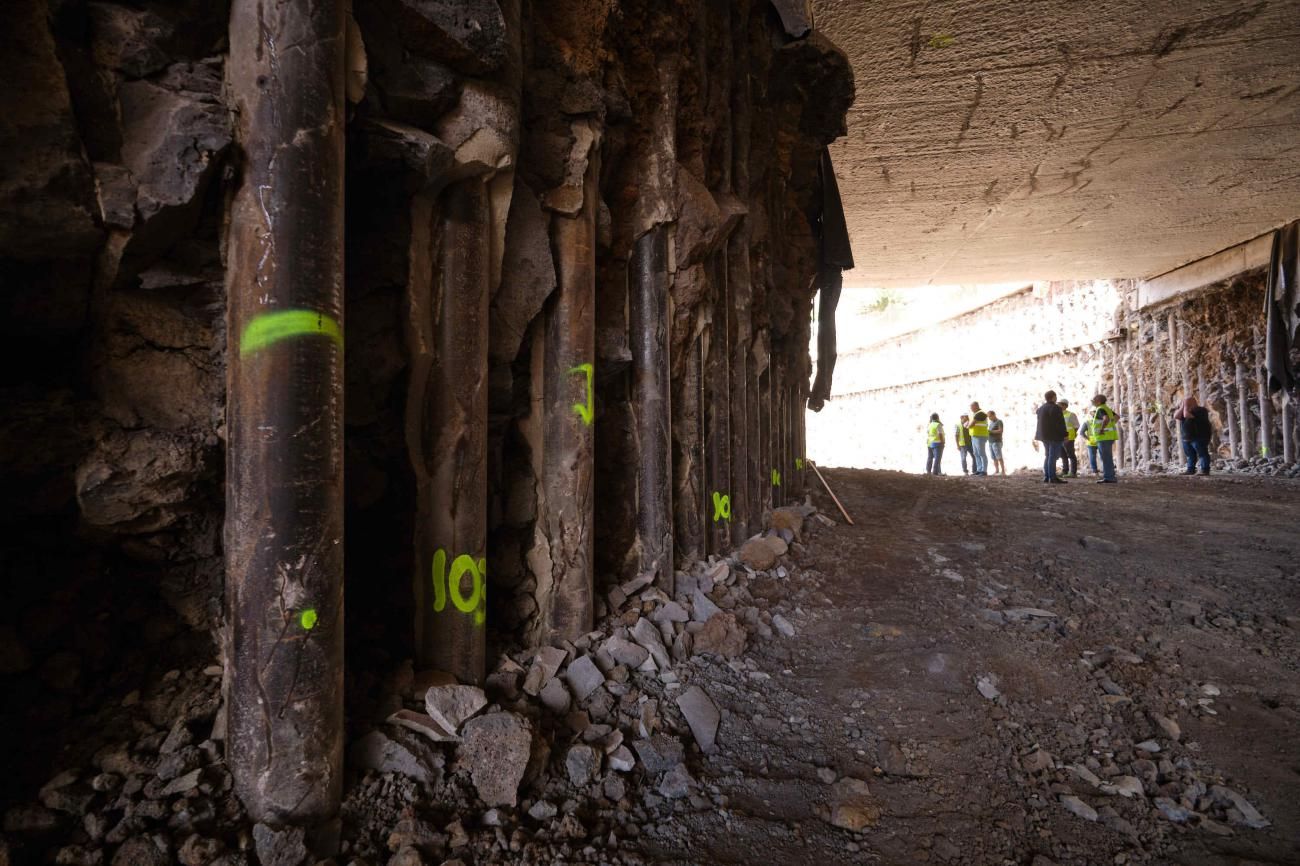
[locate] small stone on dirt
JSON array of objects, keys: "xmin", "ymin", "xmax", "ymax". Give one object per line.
[
  {"xmin": 1059, "ymin": 795, "xmax": 1098, "ymax": 822},
  {"xmin": 675, "ymin": 685, "xmax": 720, "ymax": 753},
  {"xmin": 564, "ymin": 655, "xmax": 605, "ymax": 701},
  {"xmin": 739, "ymin": 537, "xmax": 777, "ymax": 570},
  {"xmin": 827, "ymin": 778, "xmax": 879, "ymax": 831}
]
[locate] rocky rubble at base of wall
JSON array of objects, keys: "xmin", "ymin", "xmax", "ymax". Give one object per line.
[
  {"xmin": 0, "ymin": 504, "xmax": 825, "ymax": 866},
  {"xmin": 1119, "ymin": 456, "xmax": 1300, "ymax": 479}
]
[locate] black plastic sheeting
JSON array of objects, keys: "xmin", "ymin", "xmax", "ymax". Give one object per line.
[
  {"xmin": 809, "ymin": 147, "xmax": 852, "ymax": 412},
  {"xmin": 1265, "ymin": 220, "xmax": 1298, "ymax": 394}
]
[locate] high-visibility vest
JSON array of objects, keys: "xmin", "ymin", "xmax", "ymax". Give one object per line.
[
  {"xmin": 927, "ymin": 421, "xmax": 942, "ymax": 444},
  {"xmin": 955, "ymin": 425, "xmax": 970, "ymax": 446},
  {"xmin": 968, "ymin": 418, "xmax": 989, "ymax": 437},
  {"xmin": 1094, "ymin": 404, "xmax": 1119, "ymax": 441},
  {"xmin": 1083, "ymin": 419, "xmax": 1098, "ymax": 447},
  {"xmin": 1063, "ymin": 411, "xmax": 1079, "ymax": 441}
]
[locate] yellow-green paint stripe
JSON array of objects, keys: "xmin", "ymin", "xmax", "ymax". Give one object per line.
[{"xmin": 240, "ymin": 310, "xmax": 343, "ymax": 357}]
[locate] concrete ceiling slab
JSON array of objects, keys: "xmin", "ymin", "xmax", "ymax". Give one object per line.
[{"xmin": 814, "ymin": 0, "xmax": 1300, "ymax": 286}]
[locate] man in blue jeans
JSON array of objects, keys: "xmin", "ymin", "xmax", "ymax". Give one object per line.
[{"xmin": 1033, "ymin": 390, "xmax": 1068, "ymax": 484}]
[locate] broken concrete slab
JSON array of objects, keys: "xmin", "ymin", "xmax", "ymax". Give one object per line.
[
  {"xmin": 564, "ymin": 655, "xmax": 605, "ymax": 702},
  {"xmin": 631, "ymin": 736, "xmax": 684, "ymax": 774},
  {"xmin": 349, "ymin": 730, "xmax": 436, "ymax": 784},
  {"xmin": 425, "ymin": 685, "xmax": 488, "ymax": 733},
  {"xmin": 458, "ymin": 713, "xmax": 532, "ymax": 807},
  {"xmin": 675, "ymin": 685, "xmax": 720, "ymax": 754}
]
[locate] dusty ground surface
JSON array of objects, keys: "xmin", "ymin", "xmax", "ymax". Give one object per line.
[
  {"xmin": 5, "ymin": 468, "xmax": 1298, "ymax": 866},
  {"xmin": 648, "ymin": 468, "xmax": 1300, "ymax": 865}
]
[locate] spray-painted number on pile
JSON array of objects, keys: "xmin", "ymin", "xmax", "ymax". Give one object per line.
[
  {"xmin": 770, "ymin": 468, "xmax": 782, "ymax": 486},
  {"xmin": 568, "ymin": 363, "xmax": 595, "ymax": 425},
  {"xmin": 711, "ymin": 492, "xmax": 731, "ymax": 522},
  {"xmin": 431, "ymin": 549, "xmax": 487, "ymax": 626},
  {"xmin": 240, "ymin": 309, "xmax": 343, "ymax": 357}
]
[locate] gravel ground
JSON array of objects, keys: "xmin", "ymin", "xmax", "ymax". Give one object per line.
[{"xmin": 647, "ymin": 467, "xmax": 1300, "ymax": 865}]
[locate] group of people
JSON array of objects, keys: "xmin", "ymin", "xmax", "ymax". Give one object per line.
[
  {"xmin": 1032, "ymin": 392, "xmax": 1119, "ymax": 483},
  {"xmin": 925, "ymin": 401, "xmax": 1005, "ymax": 476},
  {"xmin": 926, "ymin": 391, "xmax": 1216, "ymax": 481}
]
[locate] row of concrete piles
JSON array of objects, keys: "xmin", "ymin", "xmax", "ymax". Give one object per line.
[
  {"xmin": 1108, "ymin": 257, "xmax": 1300, "ymax": 469},
  {"xmin": 220, "ymin": 0, "xmax": 851, "ymax": 849}
]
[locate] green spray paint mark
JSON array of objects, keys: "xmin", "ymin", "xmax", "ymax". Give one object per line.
[
  {"xmin": 711, "ymin": 492, "xmax": 732, "ymax": 522},
  {"xmin": 568, "ymin": 363, "xmax": 595, "ymax": 425},
  {"xmin": 795, "ymin": 458, "xmax": 804, "ymax": 470},
  {"xmin": 927, "ymin": 33, "xmax": 954, "ymax": 48},
  {"xmin": 771, "ymin": 468, "xmax": 782, "ymax": 487},
  {"xmin": 240, "ymin": 310, "xmax": 343, "ymax": 357},
  {"xmin": 432, "ymin": 548, "xmax": 487, "ymax": 626},
  {"xmin": 299, "ymin": 608, "xmax": 318, "ymax": 630}
]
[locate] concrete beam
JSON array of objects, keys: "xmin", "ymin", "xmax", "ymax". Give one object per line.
[{"xmin": 1136, "ymin": 233, "xmax": 1272, "ymax": 310}]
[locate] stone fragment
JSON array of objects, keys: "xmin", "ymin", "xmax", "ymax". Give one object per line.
[
  {"xmin": 564, "ymin": 656, "xmax": 606, "ymax": 702},
  {"xmin": 976, "ymin": 675, "xmax": 1000, "ymax": 700},
  {"xmin": 657, "ymin": 764, "xmax": 694, "ymax": 799},
  {"xmin": 761, "ymin": 535, "xmax": 789, "ymax": 557},
  {"xmin": 608, "ymin": 746, "xmax": 635, "ymax": 772},
  {"xmin": 349, "ymin": 730, "xmax": 435, "ymax": 783},
  {"xmin": 690, "ymin": 589, "xmax": 722, "ymax": 623},
  {"xmin": 827, "ymin": 778, "xmax": 879, "ymax": 831},
  {"xmin": 159, "ymin": 768, "xmax": 201, "ymax": 797},
  {"xmin": 112, "ymin": 836, "xmax": 171, "ymax": 866},
  {"xmin": 1171, "ymin": 600, "xmax": 1202, "ymax": 618},
  {"xmin": 1109, "ymin": 776, "xmax": 1144, "ymax": 798},
  {"xmin": 1152, "ymin": 714, "xmax": 1181, "ymax": 742},
  {"xmin": 604, "ymin": 775, "xmax": 626, "ymax": 802},
  {"xmin": 523, "ymin": 646, "xmax": 567, "ymax": 696},
  {"xmin": 632, "ymin": 736, "xmax": 684, "ymax": 773},
  {"xmin": 539, "ymin": 677, "xmax": 571, "ymax": 714},
  {"xmin": 653, "ymin": 601, "xmax": 690, "ymax": 624},
  {"xmin": 817, "ymin": 767, "xmax": 837, "ymax": 784},
  {"xmin": 738, "ymin": 538, "xmax": 777, "ymax": 570},
  {"xmin": 1135, "ymin": 740, "xmax": 1161, "ymax": 753},
  {"xmin": 771, "ymin": 614, "xmax": 796, "ymax": 637},
  {"xmin": 602, "ymin": 636, "xmax": 649, "ymax": 669},
  {"xmin": 252, "ymin": 824, "xmax": 308, "ymax": 866},
  {"xmin": 458, "ymin": 713, "xmax": 532, "ymax": 807},
  {"xmin": 387, "ymin": 709, "xmax": 458, "ymax": 743},
  {"xmin": 1079, "ymin": 536, "xmax": 1120, "ymax": 555},
  {"xmin": 528, "ymin": 800, "xmax": 557, "ymax": 821},
  {"xmin": 1002, "ymin": 607, "xmax": 1057, "ymax": 620},
  {"xmin": 1209, "ymin": 785, "xmax": 1270, "ymax": 829},
  {"xmin": 1021, "ymin": 749, "xmax": 1053, "ymax": 773},
  {"xmin": 691, "ymin": 612, "xmax": 747, "ymax": 659},
  {"xmin": 768, "ymin": 507, "xmax": 806, "ymax": 540},
  {"xmin": 675, "ymin": 686, "xmax": 721, "ymax": 754},
  {"xmin": 1059, "ymin": 795, "xmax": 1098, "ymax": 822},
  {"xmin": 1153, "ymin": 797, "xmax": 1193, "ymax": 823},
  {"xmin": 630, "ymin": 618, "xmax": 672, "ymax": 668},
  {"xmin": 424, "ymin": 685, "xmax": 487, "ymax": 733},
  {"xmin": 564, "ymin": 745, "xmax": 600, "ymax": 786}
]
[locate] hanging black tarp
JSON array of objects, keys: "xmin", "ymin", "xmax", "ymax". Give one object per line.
[
  {"xmin": 809, "ymin": 147, "xmax": 853, "ymax": 412},
  {"xmin": 1264, "ymin": 220, "xmax": 1299, "ymax": 394}
]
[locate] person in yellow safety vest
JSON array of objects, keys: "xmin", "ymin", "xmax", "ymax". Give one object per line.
[
  {"xmin": 925, "ymin": 413, "xmax": 945, "ymax": 475},
  {"xmin": 955, "ymin": 414, "xmax": 973, "ymax": 475},
  {"xmin": 1059, "ymin": 399, "xmax": 1080, "ymax": 478},
  {"xmin": 1090, "ymin": 393, "xmax": 1119, "ymax": 483},
  {"xmin": 968, "ymin": 409, "xmax": 990, "ymax": 476},
  {"xmin": 1082, "ymin": 416, "xmax": 1100, "ymax": 475}
]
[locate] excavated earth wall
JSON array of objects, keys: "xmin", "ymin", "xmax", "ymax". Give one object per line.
[{"xmin": 0, "ymin": 0, "xmax": 852, "ymax": 846}]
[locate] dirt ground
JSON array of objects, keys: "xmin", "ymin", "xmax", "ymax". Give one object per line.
[{"xmin": 646, "ymin": 468, "xmax": 1300, "ymax": 866}]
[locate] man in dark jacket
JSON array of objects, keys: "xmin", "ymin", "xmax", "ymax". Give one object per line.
[
  {"xmin": 1034, "ymin": 390, "xmax": 1068, "ymax": 483},
  {"xmin": 1173, "ymin": 397, "xmax": 1213, "ymax": 475}
]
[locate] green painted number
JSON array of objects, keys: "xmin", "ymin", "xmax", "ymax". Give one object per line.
[
  {"xmin": 568, "ymin": 363, "xmax": 594, "ymax": 425},
  {"xmin": 771, "ymin": 468, "xmax": 782, "ymax": 486},
  {"xmin": 240, "ymin": 309, "xmax": 343, "ymax": 357},
  {"xmin": 432, "ymin": 548, "xmax": 487, "ymax": 626},
  {"xmin": 711, "ymin": 492, "xmax": 732, "ymax": 522}
]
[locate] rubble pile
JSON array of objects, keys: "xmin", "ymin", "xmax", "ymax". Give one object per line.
[{"xmin": 2, "ymin": 504, "xmax": 826, "ymax": 866}]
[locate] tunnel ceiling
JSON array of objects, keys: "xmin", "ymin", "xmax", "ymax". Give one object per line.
[{"xmin": 815, "ymin": 0, "xmax": 1300, "ymax": 287}]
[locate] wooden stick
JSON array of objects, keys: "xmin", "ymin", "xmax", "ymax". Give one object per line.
[{"xmin": 807, "ymin": 460, "xmax": 854, "ymax": 526}]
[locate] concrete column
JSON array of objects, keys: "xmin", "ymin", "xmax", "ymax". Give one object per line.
[
  {"xmin": 674, "ymin": 330, "xmax": 705, "ymax": 563},
  {"xmin": 727, "ymin": 231, "xmax": 753, "ymax": 546},
  {"xmin": 1236, "ymin": 359, "xmax": 1254, "ymax": 459},
  {"xmin": 630, "ymin": 227, "xmax": 673, "ymax": 591},
  {"xmin": 409, "ymin": 181, "xmax": 491, "ymax": 683},
  {"xmin": 531, "ymin": 153, "xmax": 599, "ymax": 646},
  {"xmin": 1222, "ymin": 363, "xmax": 1240, "ymax": 460},
  {"xmin": 704, "ymin": 254, "xmax": 732, "ymax": 554},
  {"xmin": 1255, "ymin": 333, "xmax": 1276, "ymax": 458},
  {"xmin": 225, "ymin": 0, "xmax": 345, "ymax": 834},
  {"xmin": 1282, "ymin": 394, "xmax": 1295, "ymax": 464}
]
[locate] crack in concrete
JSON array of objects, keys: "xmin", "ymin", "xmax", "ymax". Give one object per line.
[{"xmin": 953, "ymin": 73, "xmax": 984, "ymax": 147}]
